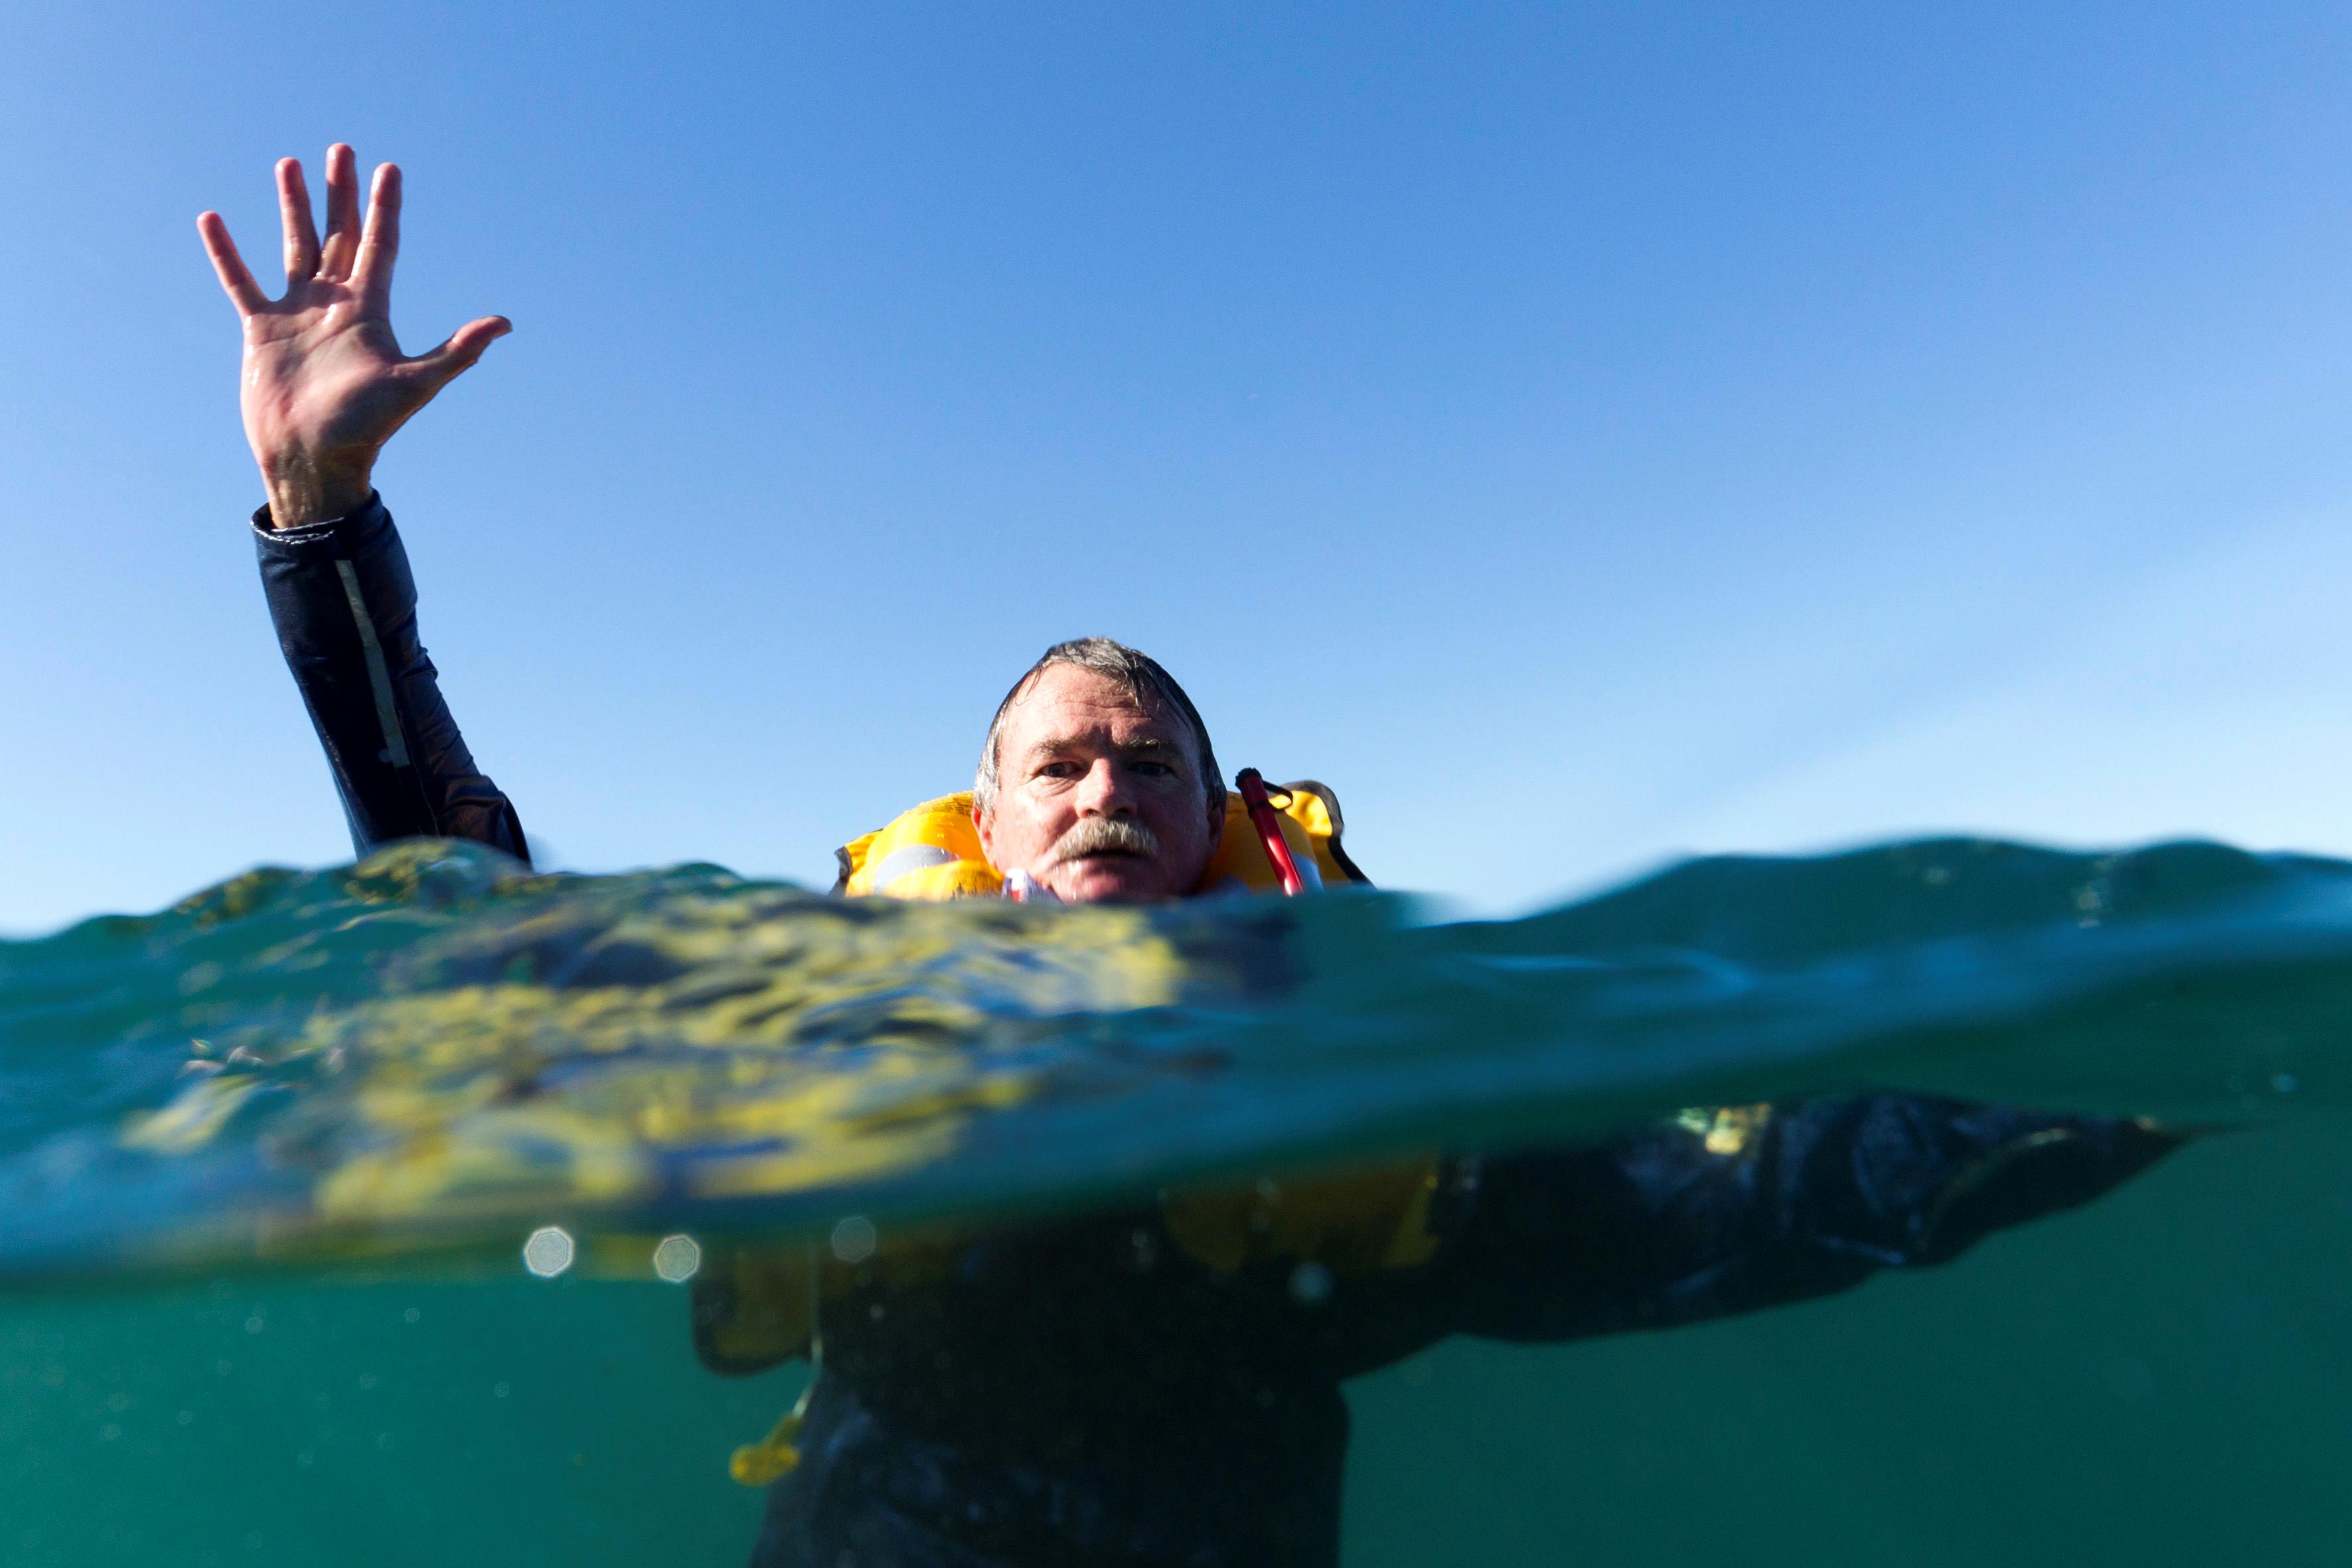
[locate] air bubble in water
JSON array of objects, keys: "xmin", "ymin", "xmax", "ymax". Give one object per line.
[
  {"xmin": 522, "ymin": 1226, "xmax": 576, "ymax": 1277},
  {"xmin": 652, "ymin": 1234, "xmax": 702, "ymax": 1283},
  {"xmin": 831, "ymin": 1215, "xmax": 878, "ymax": 1264}
]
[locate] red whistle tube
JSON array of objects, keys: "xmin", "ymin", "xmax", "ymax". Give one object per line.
[{"xmin": 1235, "ymin": 768, "xmax": 1307, "ymax": 896}]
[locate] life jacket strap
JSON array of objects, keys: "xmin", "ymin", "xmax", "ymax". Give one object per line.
[{"xmin": 728, "ymin": 1389, "xmax": 809, "ymax": 1486}]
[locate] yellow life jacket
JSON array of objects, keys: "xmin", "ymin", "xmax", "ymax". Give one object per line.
[
  {"xmin": 834, "ymin": 781, "xmax": 1366, "ymax": 900},
  {"xmin": 720, "ymin": 777, "xmax": 1435, "ymax": 1488}
]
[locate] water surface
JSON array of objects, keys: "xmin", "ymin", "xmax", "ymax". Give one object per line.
[{"xmin": 3, "ymin": 835, "xmax": 2347, "ymax": 1563}]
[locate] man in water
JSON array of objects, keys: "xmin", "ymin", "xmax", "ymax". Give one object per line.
[{"xmin": 200, "ymin": 149, "xmax": 2181, "ymax": 1568}]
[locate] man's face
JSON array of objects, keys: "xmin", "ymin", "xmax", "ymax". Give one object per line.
[{"xmin": 975, "ymin": 664, "xmax": 1222, "ymax": 903}]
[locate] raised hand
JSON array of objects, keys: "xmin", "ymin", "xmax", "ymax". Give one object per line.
[{"xmin": 198, "ymin": 145, "xmax": 510, "ymax": 528}]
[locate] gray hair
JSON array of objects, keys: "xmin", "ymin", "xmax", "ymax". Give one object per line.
[{"xmin": 973, "ymin": 637, "xmax": 1224, "ymax": 819}]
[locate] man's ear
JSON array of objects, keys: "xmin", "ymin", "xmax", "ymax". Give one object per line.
[{"xmin": 973, "ymin": 803, "xmax": 999, "ymax": 870}]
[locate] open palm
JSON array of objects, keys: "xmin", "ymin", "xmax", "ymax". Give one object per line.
[{"xmin": 198, "ymin": 145, "xmax": 508, "ymax": 528}]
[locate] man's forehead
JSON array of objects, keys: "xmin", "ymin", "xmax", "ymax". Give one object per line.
[{"xmin": 1004, "ymin": 666, "xmax": 1192, "ymax": 748}]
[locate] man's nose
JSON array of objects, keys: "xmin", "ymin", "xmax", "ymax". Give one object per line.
[{"xmin": 1074, "ymin": 758, "xmax": 1135, "ymax": 817}]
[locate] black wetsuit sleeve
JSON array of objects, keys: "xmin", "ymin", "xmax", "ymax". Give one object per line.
[
  {"xmin": 1442, "ymin": 1095, "xmax": 2181, "ymax": 1344},
  {"xmin": 252, "ymin": 496, "xmax": 529, "ymax": 862}
]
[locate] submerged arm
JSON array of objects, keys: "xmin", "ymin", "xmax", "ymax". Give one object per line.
[{"xmin": 1443, "ymin": 1094, "xmax": 2183, "ymax": 1343}]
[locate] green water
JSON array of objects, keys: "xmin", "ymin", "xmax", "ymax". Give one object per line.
[
  {"xmin": 7, "ymin": 834, "xmax": 2352, "ymax": 1562},
  {"xmin": 3, "ymin": 1121, "xmax": 2339, "ymax": 1565},
  {"xmin": 1349, "ymin": 1118, "xmax": 2351, "ymax": 1566}
]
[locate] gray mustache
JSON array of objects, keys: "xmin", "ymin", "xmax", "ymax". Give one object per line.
[{"xmin": 1046, "ymin": 817, "xmax": 1162, "ymax": 867}]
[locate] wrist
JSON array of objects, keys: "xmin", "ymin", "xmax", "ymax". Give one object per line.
[{"xmin": 260, "ymin": 453, "xmax": 374, "ymax": 530}]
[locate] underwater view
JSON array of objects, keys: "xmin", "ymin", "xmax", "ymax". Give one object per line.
[
  {"xmin": 4, "ymin": 834, "xmax": 2348, "ymax": 1564},
  {"xmin": 16, "ymin": 8, "xmax": 2352, "ymax": 1561}
]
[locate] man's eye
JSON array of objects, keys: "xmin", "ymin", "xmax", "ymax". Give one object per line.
[
  {"xmin": 1038, "ymin": 761, "xmax": 1082, "ymax": 780},
  {"xmin": 1133, "ymin": 760, "xmax": 1174, "ymax": 778}
]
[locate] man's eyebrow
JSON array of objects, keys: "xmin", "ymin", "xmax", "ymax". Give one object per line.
[
  {"xmin": 1119, "ymin": 738, "xmax": 1192, "ymax": 769},
  {"xmin": 1020, "ymin": 736, "xmax": 1188, "ymax": 765}
]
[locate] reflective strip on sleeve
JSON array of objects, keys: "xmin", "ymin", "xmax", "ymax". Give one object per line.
[{"xmin": 334, "ymin": 560, "xmax": 413, "ymax": 768}]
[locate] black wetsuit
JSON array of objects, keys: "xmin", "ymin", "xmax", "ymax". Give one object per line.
[{"xmin": 254, "ymin": 497, "xmax": 2182, "ymax": 1568}]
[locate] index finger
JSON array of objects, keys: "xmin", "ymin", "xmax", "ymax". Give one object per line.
[
  {"xmin": 196, "ymin": 212, "xmax": 268, "ymax": 315},
  {"xmin": 353, "ymin": 162, "xmax": 402, "ymax": 310}
]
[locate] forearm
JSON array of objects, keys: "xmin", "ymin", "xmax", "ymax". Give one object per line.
[
  {"xmin": 254, "ymin": 494, "xmax": 529, "ymax": 862},
  {"xmin": 1447, "ymin": 1095, "xmax": 2182, "ymax": 1342}
]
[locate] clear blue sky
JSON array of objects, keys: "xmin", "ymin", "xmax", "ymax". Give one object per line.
[{"xmin": 7, "ymin": 3, "xmax": 2352, "ymax": 933}]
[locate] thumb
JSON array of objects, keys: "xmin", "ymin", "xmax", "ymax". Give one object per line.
[{"xmin": 411, "ymin": 315, "xmax": 512, "ymax": 390}]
